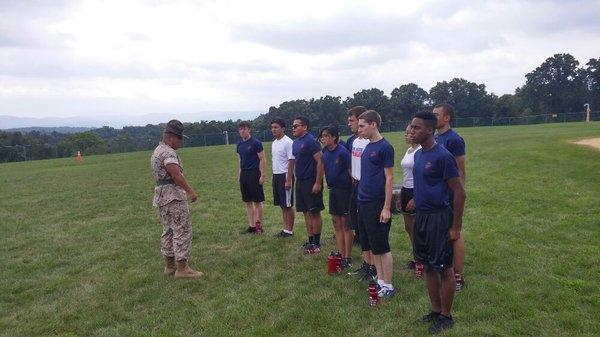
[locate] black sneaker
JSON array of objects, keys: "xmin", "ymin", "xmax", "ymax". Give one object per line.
[
  {"xmin": 360, "ymin": 265, "xmax": 377, "ymax": 282},
  {"xmin": 428, "ymin": 315, "xmax": 454, "ymax": 334},
  {"xmin": 307, "ymin": 244, "xmax": 321, "ymax": 254},
  {"xmin": 243, "ymin": 226, "xmax": 256, "ymax": 234},
  {"xmin": 274, "ymin": 230, "xmax": 293, "ymax": 238},
  {"xmin": 302, "ymin": 242, "xmax": 312, "ymax": 254},
  {"xmin": 347, "ymin": 261, "xmax": 368, "ymax": 276},
  {"xmin": 417, "ymin": 311, "xmax": 441, "ymax": 324},
  {"xmin": 341, "ymin": 258, "xmax": 353, "ymax": 270}
]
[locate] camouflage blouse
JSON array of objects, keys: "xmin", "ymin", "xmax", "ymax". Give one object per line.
[{"xmin": 151, "ymin": 142, "xmax": 187, "ymax": 207}]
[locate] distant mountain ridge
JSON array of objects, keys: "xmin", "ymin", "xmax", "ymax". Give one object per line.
[
  {"xmin": 4, "ymin": 127, "xmax": 92, "ymax": 134},
  {"xmin": 0, "ymin": 111, "xmax": 262, "ymax": 129}
]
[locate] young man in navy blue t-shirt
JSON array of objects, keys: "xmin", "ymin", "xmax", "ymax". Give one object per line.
[
  {"xmin": 433, "ymin": 103, "xmax": 467, "ymax": 291},
  {"xmin": 236, "ymin": 121, "xmax": 266, "ymax": 234},
  {"xmin": 292, "ymin": 116, "xmax": 324, "ymax": 254},
  {"xmin": 320, "ymin": 125, "xmax": 353, "ymax": 268},
  {"xmin": 345, "ymin": 106, "xmax": 377, "ymax": 279},
  {"xmin": 410, "ymin": 112, "xmax": 465, "ymax": 334},
  {"xmin": 356, "ymin": 110, "xmax": 395, "ymax": 298}
]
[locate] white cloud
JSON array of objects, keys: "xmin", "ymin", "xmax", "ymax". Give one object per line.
[{"xmin": 0, "ymin": 0, "xmax": 599, "ymax": 122}]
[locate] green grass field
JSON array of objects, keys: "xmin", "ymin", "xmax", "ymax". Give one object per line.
[{"xmin": 1, "ymin": 122, "xmax": 599, "ymax": 337}]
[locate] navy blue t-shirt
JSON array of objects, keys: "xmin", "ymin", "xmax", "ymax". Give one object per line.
[
  {"xmin": 412, "ymin": 144, "xmax": 460, "ymax": 211},
  {"xmin": 236, "ymin": 137, "xmax": 263, "ymax": 170},
  {"xmin": 435, "ymin": 129, "xmax": 465, "ymax": 157},
  {"xmin": 357, "ymin": 138, "xmax": 394, "ymax": 202},
  {"xmin": 322, "ymin": 144, "xmax": 351, "ymax": 189},
  {"xmin": 292, "ymin": 133, "xmax": 321, "ymax": 180},
  {"xmin": 345, "ymin": 134, "xmax": 357, "ymax": 152}
]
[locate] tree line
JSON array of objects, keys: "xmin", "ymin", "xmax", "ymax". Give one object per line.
[{"xmin": 1, "ymin": 53, "xmax": 598, "ymax": 163}]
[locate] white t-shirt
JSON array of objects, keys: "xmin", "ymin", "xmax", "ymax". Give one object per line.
[
  {"xmin": 350, "ymin": 137, "xmax": 370, "ymax": 181},
  {"xmin": 400, "ymin": 145, "xmax": 421, "ymax": 188},
  {"xmin": 271, "ymin": 135, "xmax": 295, "ymax": 174}
]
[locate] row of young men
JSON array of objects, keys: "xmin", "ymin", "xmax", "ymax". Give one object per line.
[
  {"xmin": 238, "ymin": 104, "xmax": 465, "ymax": 331},
  {"xmin": 151, "ymin": 104, "xmax": 466, "ymax": 333},
  {"xmin": 234, "ymin": 105, "xmax": 466, "ymax": 334},
  {"xmin": 235, "ymin": 107, "xmax": 395, "ymax": 287}
]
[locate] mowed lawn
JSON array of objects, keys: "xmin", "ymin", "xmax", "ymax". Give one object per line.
[{"xmin": 1, "ymin": 122, "xmax": 599, "ymax": 337}]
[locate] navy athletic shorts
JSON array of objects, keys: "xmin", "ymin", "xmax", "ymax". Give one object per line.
[
  {"xmin": 348, "ymin": 183, "xmax": 359, "ymax": 230},
  {"xmin": 295, "ymin": 177, "xmax": 324, "ymax": 213},
  {"xmin": 413, "ymin": 207, "xmax": 454, "ymax": 272},
  {"xmin": 239, "ymin": 169, "xmax": 265, "ymax": 203},
  {"xmin": 272, "ymin": 173, "xmax": 293, "ymax": 208},
  {"xmin": 358, "ymin": 199, "xmax": 391, "ymax": 255},
  {"xmin": 329, "ymin": 187, "xmax": 351, "ymax": 217},
  {"xmin": 400, "ymin": 187, "xmax": 415, "ymax": 215}
]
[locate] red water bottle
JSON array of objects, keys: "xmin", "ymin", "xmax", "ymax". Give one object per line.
[
  {"xmin": 334, "ymin": 252, "xmax": 342, "ymax": 273},
  {"xmin": 327, "ymin": 252, "xmax": 337, "ymax": 275},
  {"xmin": 368, "ymin": 281, "xmax": 379, "ymax": 307},
  {"xmin": 255, "ymin": 221, "xmax": 263, "ymax": 234}
]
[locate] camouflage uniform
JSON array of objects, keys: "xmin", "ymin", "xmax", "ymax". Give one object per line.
[{"xmin": 151, "ymin": 142, "xmax": 192, "ymax": 261}]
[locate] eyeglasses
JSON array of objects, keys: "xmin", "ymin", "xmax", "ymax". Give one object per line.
[{"xmin": 292, "ymin": 124, "xmax": 303, "ymax": 129}]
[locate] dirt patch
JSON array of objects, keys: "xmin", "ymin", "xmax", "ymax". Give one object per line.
[{"xmin": 571, "ymin": 137, "xmax": 600, "ymax": 151}]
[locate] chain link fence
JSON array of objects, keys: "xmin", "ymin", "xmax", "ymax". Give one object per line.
[{"xmin": 185, "ymin": 111, "xmax": 599, "ymax": 147}]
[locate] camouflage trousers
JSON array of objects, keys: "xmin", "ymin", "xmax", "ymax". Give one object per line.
[{"xmin": 158, "ymin": 200, "xmax": 192, "ymax": 261}]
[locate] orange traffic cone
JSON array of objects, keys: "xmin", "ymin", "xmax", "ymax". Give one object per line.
[{"xmin": 76, "ymin": 150, "xmax": 84, "ymax": 163}]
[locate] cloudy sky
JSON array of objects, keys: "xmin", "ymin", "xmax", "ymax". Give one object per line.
[{"xmin": 1, "ymin": 0, "xmax": 599, "ymax": 124}]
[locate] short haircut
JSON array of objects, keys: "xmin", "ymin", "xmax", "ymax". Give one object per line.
[
  {"xmin": 414, "ymin": 112, "xmax": 437, "ymax": 129},
  {"xmin": 294, "ymin": 116, "xmax": 310, "ymax": 129},
  {"xmin": 319, "ymin": 125, "xmax": 340, "ymax": 144},
  {"xmin": 358, "ymin": 110, "xmax": 381, "ymax": 127},
  {"xmin": 271, "ymin": 118, "xmax": 286, "ymax": 128},
  {"xmin": 348, "ymin": 106, "xmax": 367, "ymax": 119},
  {"xmin": 434, "ymin": 103, "xmax": 454, "ymax": 121},
  {"xmin": 237, "ymin": 120, "xmax": 251, "ymax": 129}
]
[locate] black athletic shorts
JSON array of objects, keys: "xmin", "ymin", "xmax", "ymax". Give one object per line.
[
  {"xmin": 239, "ymin": 169, "xmax": 265, "ymax": 203},
  {"xmin": 348, "ymin": 183, "xmax": 359, "ymax": 230},
  {"xmin": 400, "ymin": 187, "xmax": 415, "ymax": 215},
  {"xmin": 329, "ymin": 187, "xmax": 351, "ymax": 216},
  {"xmin": 295, "ymin": 178, "xmax": 324, "ymax": 213},
  {"xmin": 272, "ymin": 173, "xmax": 294, "ymax": 208},
  {"xmin": 413, "ymin": 207, "xmax": 454, "ymax": 272},
  {"xmin": 358, "ymin": 199, "xmax": 391, "ymax": 255}
]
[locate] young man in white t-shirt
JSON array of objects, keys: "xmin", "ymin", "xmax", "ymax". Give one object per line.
[
  {"xmin": 344, "ymin": 106, "xmax": 376, "ymax": 280},
  {"xmin": 270, "ymin": 118, "xmax": 296, "ymax": 237}
]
